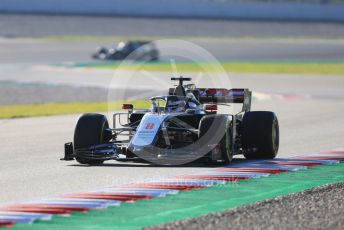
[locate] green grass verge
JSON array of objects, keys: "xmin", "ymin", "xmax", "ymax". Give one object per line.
[
  {"xmin": 11, "ymin": 163, "xmax": 344, "ymax": 230},
  {"xmin": 0, "ymin": 93, "xmax": 268, "ymax": 119},
  {"xmin": 77, "ymin": 61, "xmax": 344, "ymax": 75},
  {"xmin": 0, "ymin": 100, "xmax": 150, "ymax": 119}
]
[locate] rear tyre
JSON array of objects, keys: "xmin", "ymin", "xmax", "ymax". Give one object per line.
[
  {"xmin": 74, "ymin": 113, "xmax": 109, "ymax": 165},
  {"xmin": 92, "ymin": 47, "xmax": 108, "ymax": 59},
  {"xmin": 241, "ymin": 111, "xmax": 279, "ymax": 159},
  {"xmin": 198, "ymin": 115, "xmax": 232, "ymax": 164}
]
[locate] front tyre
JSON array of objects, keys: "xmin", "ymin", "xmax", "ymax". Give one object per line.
[
  {"xmin": 74, "ymin": 113, "xmax": 109, "ymax": 165},
  {"xmin": 198, "ymin": 114, "xmax": 232, "ymax": 164},
  {"xmin": 241, "ymin": 111, "xmax": 279, "ymax": 159}
]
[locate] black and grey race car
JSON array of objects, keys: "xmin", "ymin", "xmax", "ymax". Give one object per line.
[
  {"xmin": 62, "ymin": 77, "xmax": 279, "ymax": 165},
  {"xmin": 92, "ymin": 41, "xmax": 159, "ymax": 61}
]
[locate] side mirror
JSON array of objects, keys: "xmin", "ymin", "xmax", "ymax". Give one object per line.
[
  {"xmin": 122, "ymin": 104, "xmax": 133, "ymax": 110},
  {"xmin": 205, "ymin": 105, "xmax": 217, "ymax": 111}
]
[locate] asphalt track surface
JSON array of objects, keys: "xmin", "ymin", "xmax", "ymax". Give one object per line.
[
  {"xmin": 1, "ymin": 78, "xmax": 344, "ymax": 204},
  {"xmin": 0, "ymin": 36, "xmax": 344, "ymax": 105},
  {"xmin": 1, "ymin": 13, "xmax": 344, "ymax": 38},
  {"xmin": 1, "ymin": 37, "xmax": 344, "ymax": 66},
  {"xmin": 1, "ymin": 13, "xmax": 344, "ymax": 64},
  {"xmin": 0, "ymin": 14, "xmax": 344, "ymax": 227}
]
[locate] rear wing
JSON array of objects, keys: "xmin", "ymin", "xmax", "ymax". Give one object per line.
[
  {"xmin": 169, "ymin": 88, "xmax": 252, "ymax": 112},
  {"xmin": 198, "ymin": 88, "xmax": 252, "ymax": 112}
]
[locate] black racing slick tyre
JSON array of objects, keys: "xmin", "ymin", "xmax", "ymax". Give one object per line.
[
  {"xmin": 241, "ymin": 111, "xmax": 279, "ymax": 159},
  {"xmin": 198, "ymin": 114, "xmax": 232, "ymax": 164},
  {"xmin": 74, "ymin": 113, "xmax": 109, "ymax": 165}
]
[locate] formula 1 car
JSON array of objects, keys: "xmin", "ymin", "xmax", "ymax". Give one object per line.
[
  {"xmin": 92, "ymin": 41, "xmax": 159, "ymax": 61},
  {"xmin": 62, "ymin": 77, "xmax": 279, "ymax": 165}
]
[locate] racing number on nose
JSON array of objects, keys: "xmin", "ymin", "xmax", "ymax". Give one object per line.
[{"xmin": 145, "ymin": 123, "xmax": 155, "ymax": 130}]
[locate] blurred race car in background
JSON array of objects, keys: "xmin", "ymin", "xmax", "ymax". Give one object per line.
[{"xmin": 92, "ymin": 40, "xmax": 159, "ymax": 61}]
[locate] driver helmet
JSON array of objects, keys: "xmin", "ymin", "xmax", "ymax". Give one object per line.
[{"xmin": 167, "ymin": 100, "xmax": 186, "ymax": 112}]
